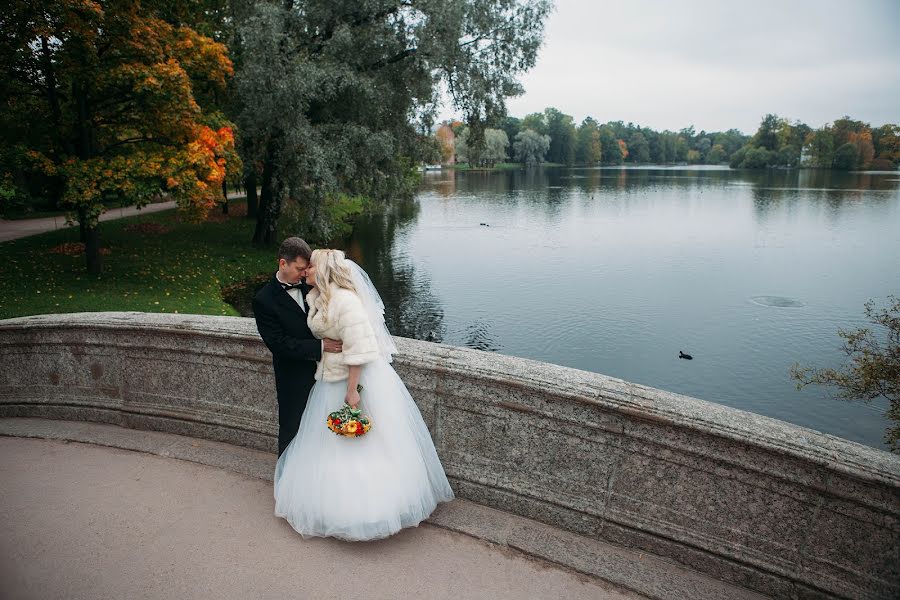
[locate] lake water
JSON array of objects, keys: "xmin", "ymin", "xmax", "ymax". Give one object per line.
[{"xmin": 347, "ymin": 166, "xmax": 900, "ymax": 451}]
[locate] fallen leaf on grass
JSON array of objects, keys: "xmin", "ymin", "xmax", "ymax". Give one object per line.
[{"xmin": 48, "ymin": 243, "xmax": 112, "ymax": 256}]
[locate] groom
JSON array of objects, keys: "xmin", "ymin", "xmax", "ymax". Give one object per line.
[{"xmin": 253, "ymin": 236, "xmax": 342, "ymax": 456}]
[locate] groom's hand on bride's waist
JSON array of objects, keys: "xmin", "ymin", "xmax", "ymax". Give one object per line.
[{"xmin": 323, "ymin": 338, "xmax": 343, "ymax": 354}]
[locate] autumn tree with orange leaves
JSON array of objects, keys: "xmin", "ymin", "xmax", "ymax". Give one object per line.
[{"xmin": 0, "ymin": 0, "xmax": 236, "ymax": 273}]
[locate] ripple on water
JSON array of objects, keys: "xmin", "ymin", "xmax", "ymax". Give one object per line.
[{"xmin": 749, "ymin": 295, "xmax": 806, "ymax": 308}]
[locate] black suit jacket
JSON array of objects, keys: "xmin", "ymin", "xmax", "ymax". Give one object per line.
[{"xmin": 253, "ymin": 274, "xmax": 322, "ymax": 453}]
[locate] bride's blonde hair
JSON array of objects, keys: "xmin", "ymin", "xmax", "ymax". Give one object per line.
[{"xmin": 310, "ymin": 249, "xmax": 356, "ymax": 321}]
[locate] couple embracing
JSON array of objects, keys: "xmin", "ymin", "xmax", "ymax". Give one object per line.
[{"xmin": 253, "ymin": 237, "xmax": 454, "ymax": 541}]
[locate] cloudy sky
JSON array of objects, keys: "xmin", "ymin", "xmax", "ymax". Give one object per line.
[{"xmin": 448, "ymin": 0, "xmax": 900, "ymax": 134}]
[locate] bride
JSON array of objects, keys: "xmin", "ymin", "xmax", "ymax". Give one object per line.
[{"xmin": 273, "ymin": 248, "xmax": 454, "ymax": 541}]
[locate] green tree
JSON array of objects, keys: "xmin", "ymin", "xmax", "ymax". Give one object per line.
[
  {"xmin": 499, "ymin": 116, "xmax": 522, "ymax": 160},
  {"xmin": 484, "ymin": 129, "xmax": 510, "ymax": 167},
  {"xmin": 520, "ymin": 112, "xmax": 546, "ymax": 135},
  {"xmin": 542, "ymin": 107, "xmax": 576, "ymax": 165},
  {"xmin": 674, "ymin": 135, "xmax": 689, "ymax": 162},
  {"xmin": 513, "ymin": 129, "xmax": 550, "ymax": 166},
  {"xmin": 675, "ymin": 126, "xmax": 695, "ymax": 162},
  {"xmin": 235, "ymin": 0, "xmax": 552, "ymax": 244},
  {"xmin": 729, "ymin": 147, "xmax": 747, "ymax": 168},
  {"xmin": 741, "ymin": 147, "xmax": 774, "ymax": 168},
  {"xmin": 791, "ymin": 297, "xmax": 900, "ymax": 453},
  {"xmin": 598, "ymin": 126, "xmax": 623, "ymax": 165},
  {"xmin": 654, "ymin": 131, "xmax": 678, "ymax": 163},
  {"xmin": 753, "ymin": 114, "xmax": 782, "ymax": 151},
  {"xmin": 628, "ymin": 132, "xmax": 651, "ymax": 163},
  {"xmin": 455, "ymin": 128, "xmax": 472, "ymax": 164},
  {"xmin": 833, "ymin": 142, "xmax": 859, "ymax": 170},
  {"xmin": 695, "ymin": 137, "xmax": 712, "ymax": 161},
  {"xmin": 784, "ymin": 120, "xmax": 812, "ymax": 153},
  {"xmin": 805, "ymin": 127, "xmax": 835, "ymax": 168},
  {"xmin": 777, "ymin": 145, "xmax": 800, "ymax": 168},
  {"xmin": 712, "ymin": 129, "xmax": 750, "ymax": 161},
  {"xmin": 575, "ymin": 118, "xmax": 601, "ymax": 165},
  {"xmin": 706, "ymin": 144, "xmax": 726, "ymax": 164},
  {"xmin": 457, "ymin": 127, "xmax": 508, "ymax": 167},
  {"xmin": 732, "ymin": 114, "xmax": 810, "ymax": 168}
]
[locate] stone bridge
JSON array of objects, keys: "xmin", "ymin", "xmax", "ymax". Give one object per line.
[{"xmin": 0, "ymin": 312, "xmax": 898, "ymax": 599}]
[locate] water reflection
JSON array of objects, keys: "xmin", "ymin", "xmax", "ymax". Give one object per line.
[
  {"xmin": 459, "ymin": 319, "xmax": 501, "ymax": 352},
  {"xmin": 345, "ymin": 197, "xmax": 446, "ymax": 343},
  {"xmin": 346, "ymin": 166, "xmax": 900, "ymax": 451}
]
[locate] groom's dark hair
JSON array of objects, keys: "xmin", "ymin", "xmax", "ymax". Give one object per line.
[{"xmin": 278, "ymin": 237, "xmax": 312, "ymax": 263}]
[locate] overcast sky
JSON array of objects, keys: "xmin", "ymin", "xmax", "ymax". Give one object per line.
[{"xmin": 445, "ymin": 0, "xmax": 900, "ymax": 134}]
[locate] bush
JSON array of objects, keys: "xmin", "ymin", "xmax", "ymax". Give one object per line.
[
  {"xmin": 707, "ymin": 145, "xmax": 726, "ymax": 164},
  {"xmin": 777, "ymin": 145, "xmax": 800, "ymax": 168},
  {"xmin": 868, "ymin": 158, "xmax": 897, "ymax": 171},
  {"xmin": 740, "ymin": 146, "xmax": 774, "ymax": 169},
  {"xmin": 729, "ymin": 147, "xmax": 748, "ymax": 168},
  {"xmin": 833, "ymin": 143, "xmax": 859, "ymax": 170},
  {"xmin": 0, "ymin": 180, "xmax": 28, "ymax": 216},
  {"xmin": 279, "ymin": 193, "xmax": 368, "ymax": 245}
]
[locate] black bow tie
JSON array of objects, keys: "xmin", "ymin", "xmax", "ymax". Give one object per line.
[{"xmin": 281, "ymin": 282, "xmax": 303, "ymax": 291}]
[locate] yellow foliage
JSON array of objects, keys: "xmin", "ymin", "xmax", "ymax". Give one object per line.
[{"xmin": 8, "ymin": 1, "xmax": 238, "ymax": 229}]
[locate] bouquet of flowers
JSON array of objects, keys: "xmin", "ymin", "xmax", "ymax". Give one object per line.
[{"xmin": 326, "ymin": 403, "xmax": 372, "ymax": 437}]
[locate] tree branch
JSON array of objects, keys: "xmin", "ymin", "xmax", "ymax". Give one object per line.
[
  {"xmin": 100, "ymin": 136, "xmax": 171, "ymax": 154},
  {"xmin": 364, "ymin": 47, "xmax": 418, "ymax": 71}
]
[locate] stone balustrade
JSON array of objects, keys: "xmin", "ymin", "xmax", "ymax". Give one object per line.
[{"xmin": 1, "ymin": 312, "xmax": 897, "ymax": 599}]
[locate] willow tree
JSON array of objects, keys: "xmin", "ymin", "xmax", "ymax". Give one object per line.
[
  {"xmin": 0, "ymin": 1, "xmax": 236, "ymax": 273},
  {"xmin": 234, "ymin": 0, "xmax": 552, "ymax": 245},
  {"xmin": 513, "ymin": 129, "xmax": 550, "ymax": 166}
]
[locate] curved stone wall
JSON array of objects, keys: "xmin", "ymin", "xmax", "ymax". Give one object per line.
[{"xmin": 1, "ymin": 312, "xmax": 897, "ymax": 599}]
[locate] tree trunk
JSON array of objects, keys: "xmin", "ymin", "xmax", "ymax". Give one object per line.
[
  {"xmin": 73, "ymin": 79, "xmax": 102, "ymax": 273},
  {"xmin": 84, "ymin": 223, "xmax": 102, "ymax": 274},
  {"xmin": 221, "ymin": 179, "xmax": 229, "ymax": 214},
  {"xmin": 38, "ymin": 37, "xmax": 67, "ymax": 207},
  {"xmin": 264, "ymin": 189, "xmax": 282, "ymax": 245},
  {"xmin": 77, "ymin": 206, "xmax": 102, "ymax": 274},
  {"xmin": 40, "ymin": 36, "xmax": 65, "ymax": 153},
  {"xmin": 245, "ymin": 171, "xmax": 258, "ymax": 219},
  {"xmin": 252, "ymin": 155, "xmax": 275, "ymax": 244}
]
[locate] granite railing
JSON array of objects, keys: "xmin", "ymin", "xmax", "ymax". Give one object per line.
[{"xmin": 0, "ymin": 312, "xmax": 897, "ymax": 599}]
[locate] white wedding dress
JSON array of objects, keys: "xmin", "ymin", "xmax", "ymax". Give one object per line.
[{"xmin": 273, "ymin": 262, "xmax": 454, "ymax": 541}]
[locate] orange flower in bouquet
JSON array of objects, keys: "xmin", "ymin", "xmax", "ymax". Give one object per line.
[{"xmin": 326, "ymin": 404, "xmax": 372, "ymax": 437}]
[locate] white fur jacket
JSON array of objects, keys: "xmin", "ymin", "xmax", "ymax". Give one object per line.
[{"xmin": 306, "ymin": 285, "xmax": 379, "ymax": 382}]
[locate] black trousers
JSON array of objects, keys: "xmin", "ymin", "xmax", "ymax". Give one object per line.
[{"xmin": 275, "ymin": 373, "xmax": 315, "ymax": 457}]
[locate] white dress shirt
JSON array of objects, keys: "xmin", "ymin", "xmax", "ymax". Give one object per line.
[{"xmin": 275, "ymin": 272, "xmax": 306, "ymax": 313}]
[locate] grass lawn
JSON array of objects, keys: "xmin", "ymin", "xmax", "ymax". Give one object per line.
[{"xmin": 0, "ymin": 199, "xmax": 277, "ymax": 320}]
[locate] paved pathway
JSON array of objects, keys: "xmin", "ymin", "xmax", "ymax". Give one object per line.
[
  {"xmin": 0, "ymin": 436, "xmax": 641, "ymax": 600},
  {"xmin": 0, "ymin": 193, "xmax": 246, "ymax": 243}
]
